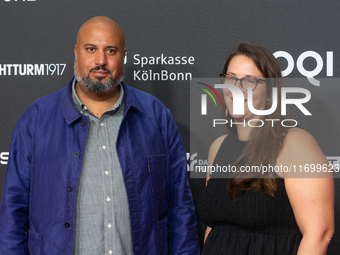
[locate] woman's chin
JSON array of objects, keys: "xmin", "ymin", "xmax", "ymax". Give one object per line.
[{"xmin": 230, "ymin": 114, "xmax": 245, "ymax": 120}]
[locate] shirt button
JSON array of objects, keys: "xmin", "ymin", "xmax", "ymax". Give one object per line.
[
  {"xmin": 74, "ymin": 152, "xmax": 80, "ymax": 158},
  {"xmin": 102, "ymin": 145, "xmax": 106, "ymax": 150},
  {"xmin": 106, "ymin": 196, "xmax": 111, "ymax": 202},
  {"xmin": 100, "ymin": 123, "xmax": 104, "ymax": 127},
  {"xmin": 65, "ymin": 222, "xmax": 70, "ymax": 228},
  {"xmin": 67, "ymin": 186, "xmax": 73, "ymax": 192},
  {"xmin": 105, "ymin": 171, "xmax": 109, "ymax": 175},
  {"xmin": 81, "ymin": 121, "xmax": 86, "ymax": 126},
  {"xmin": 107, "ymin": 223, "xmax": 112, "ymax": 228},
  {"xmin": 108, "ymin": 250, "xmax": 113, "ymax": 255}
]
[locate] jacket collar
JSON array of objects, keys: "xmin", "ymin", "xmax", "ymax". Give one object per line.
[
  {"xmin": 120, "ymin": 80, "xmax": 145, "ymax": 117},
  {"xmin": 61, "ymin": 77, "xmax": 144, "ymax": 125},
  {"xmin": 61, "ymin": 77, "xmax": 82, "ymax": 125}
]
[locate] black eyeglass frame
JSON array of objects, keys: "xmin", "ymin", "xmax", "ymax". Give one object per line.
[{"xmin": 220, "ymin": 73, "xmax": 266, "ymax": 91}]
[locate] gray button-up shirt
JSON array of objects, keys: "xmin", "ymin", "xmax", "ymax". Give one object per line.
[{"xmin": 71, "ymin": 80, "xmax": 133, "ymax": 255}]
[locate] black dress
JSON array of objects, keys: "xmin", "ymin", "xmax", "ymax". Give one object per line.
[{"xmin": 197, "ymin": 131, "xmax": 302, "ymax": 255}]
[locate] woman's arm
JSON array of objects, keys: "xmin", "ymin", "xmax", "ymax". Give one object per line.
[
  {"xmin": 278, "ymin": 128, "xmax": 334, "ymax": 255},
  {"xmin": 206, "ymin": 134, "xmax": 227, "ymax": 184},
  {"xmin": 204, "ymin": 227, "xmax": 212, "ymax": 244},
  {"xmin": 203, "ymin": 134, "xmax": 227, "ymax": 244},
  {"xmin": 285, "ymin": 178, "xmax": 334, "ymax": 255}
]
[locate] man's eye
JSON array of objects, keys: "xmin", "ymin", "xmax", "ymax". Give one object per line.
[
  {"xmin": 86, "ymin": 47, "xmax": 95, "ymax": 52},
  {"xmin": 107, "ymin": 49, "xmax": 116, "ymax": 54}
]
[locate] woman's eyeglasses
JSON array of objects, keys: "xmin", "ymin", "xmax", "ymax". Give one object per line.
[{"xmin": 220, "ymin": 74, "xmax": 265, "ymax": 91}]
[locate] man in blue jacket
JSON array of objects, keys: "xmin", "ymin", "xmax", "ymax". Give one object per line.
[{"xmin": 0, "ymin": 16, "xmax": 200, "ymax": 255}]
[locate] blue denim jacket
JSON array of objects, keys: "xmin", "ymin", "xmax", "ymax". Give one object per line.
[{"xmin": 0, "ymin": 78, "xmax": 200, "ymax": 255}]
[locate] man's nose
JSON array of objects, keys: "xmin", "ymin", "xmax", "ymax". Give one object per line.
[{"xmin": 95, "ymin": 51, "xmax": 107, "ymax": 66}]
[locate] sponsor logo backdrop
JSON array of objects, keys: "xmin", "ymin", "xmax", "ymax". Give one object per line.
[{"xmin": 0, "ymin": 0, "xmax": 339, "ymax": 252}]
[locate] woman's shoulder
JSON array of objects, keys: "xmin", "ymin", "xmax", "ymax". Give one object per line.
[
  {"xmin": 285, "ymin": 127, "xmax": 314, "ymax": 141},
  {"xmin": 278, "ymin": 127, "xmax": 329, "ymax": 178},
  {"xmin": 211, "ymin": 134, "xmax": 228, "ymax": 150},
  {"xmin": 283, "ymin": 127, "xmax": 322, "ymax": 155},
  {"xmin": 208, "ymin": 134, "xmax": 228, "ymax": 165}
]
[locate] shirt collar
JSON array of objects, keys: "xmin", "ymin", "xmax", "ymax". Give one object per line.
[{"xmin": 61, "ymin": 78, "xmax": 144, "ymax": 125}]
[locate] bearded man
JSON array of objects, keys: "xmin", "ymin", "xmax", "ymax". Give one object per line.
[{"xmin": 0, "ymin": 16, "xmax": 200, "ymax": 255}]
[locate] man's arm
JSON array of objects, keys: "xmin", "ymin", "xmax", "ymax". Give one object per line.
[
  {"xmin": 165, "ymin": 111, "xmax": 200, "ymax": 255},
  {"xmin": 0, "ymin": 121, "xmax": 31, "ymax": 254}
]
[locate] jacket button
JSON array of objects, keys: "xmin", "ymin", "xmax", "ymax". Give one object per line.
[
  {"xmin": 67, "ymin": 186, "xmax": 73, "ymax": 192},
  {"xmin": 74, "ymin": 152, "xmax": 80, "ymax": 158},
  {"xmin": 81, "ymin": 121, "xmax": 86, "ymax": 126},
  {"xmin": 65, "ymin": 222, "xmax": 70, "ymax": 228}
]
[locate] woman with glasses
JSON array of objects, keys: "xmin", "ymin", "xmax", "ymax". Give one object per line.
[{"xmin": 197, "ymin": 42, "xmax": 334, "ymax": 255}]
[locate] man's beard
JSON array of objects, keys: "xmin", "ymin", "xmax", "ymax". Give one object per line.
[{"xmin": 74, "ymin": 62, "xmax": 123, "ymax": 94}]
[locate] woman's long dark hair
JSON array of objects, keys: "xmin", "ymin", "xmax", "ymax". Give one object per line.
[{"xmin": 222, "ymin": 42, "xmax": 289, "ymax": 200}]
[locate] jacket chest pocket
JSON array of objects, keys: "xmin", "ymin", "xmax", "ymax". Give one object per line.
[{"xmin": 147, "ymin": 154, "xmax": 166, "ymax": 199}]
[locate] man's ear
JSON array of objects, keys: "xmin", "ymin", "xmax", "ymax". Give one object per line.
[{"xmin": 74, "ymin": 45, "xmax": 78, "ymax": 58}]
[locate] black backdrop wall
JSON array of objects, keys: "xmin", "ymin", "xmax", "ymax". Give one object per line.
[{"xmin": 0, "ymin": 0, "xmax": 339, "ymax": 253}]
